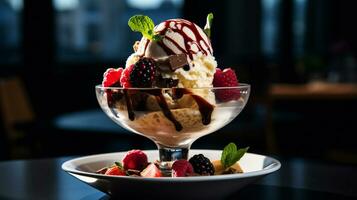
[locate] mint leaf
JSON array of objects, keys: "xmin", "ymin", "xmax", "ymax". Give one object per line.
[
  {"xmin": 221, "ymin": 143, "xmax": 237, "ymax": 168},
  {"xmin": 221, "ymin": 143, "xmax": 249, "ymax": 169},
  {"xmin": 152, "ymin": 34, "xmax": 163, "ymax": 42},
  {"xmin": 115, "ymin": 162, "xmax": 124, "ymax": 170},
  {"xmin": 234, "ymin": 146, "xmax": 249, "ymax": 162},
  {"xmin": 204, "ymin": 13, "xmax": 214, "ymax": 38},
  {"xmin": 128, "ymin": 15, "xmax": 162, "ymax": 41}
]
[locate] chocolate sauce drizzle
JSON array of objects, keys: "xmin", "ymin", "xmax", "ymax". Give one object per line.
[
  {"xmin": 146, "ymin": 89, "xmax": 183, "ymax": 131},
  {"xmin": 156, "ymin": 19, "xmax": 212, "ymax": 60},
  {"xmin": 173, "ymin": 88, "xmax": 214, "ymax": 125},
  {"xmin": 138, "ymin": 19, "xmax": 212, "ymax": 60},
  {"xmin": 123, "ymin": 89, "xmax": 135, "ymax": 120},
  {"xmin": 107, "ymin": 88, "xmax": 214, "ymax": 131}
]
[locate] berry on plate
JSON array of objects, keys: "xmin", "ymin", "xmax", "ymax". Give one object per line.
[
  {"xmin": 102, "ymin": 68, "xmax": 124, "ymax": 87},
  {"xmin": 104, "ymin": 165, "xmax": 126, "ymax": 176},
  {"xmin": 122, "ymin": 150, "xmax": 148, "ymax": 171},
  {"xmin": 189, "ymin": 154, "xmax": 215, "ymax": 175},
  {"xmin": 213, "ymin": 68, "xmax": 240, "ymax": 102},
  {"xmin": 172, "ymin": 159, "xmax": 194, "ymax": 177},
  {"xmin": 140, "ymin": 163, "xmax": 162, "ymax": 177}
]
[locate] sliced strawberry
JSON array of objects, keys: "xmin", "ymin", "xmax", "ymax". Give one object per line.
[
  {"xmin": 104, "ymin": 166, "xmax": 126, "ymax": 176},
  {"xmin": 213, "ymin": 68, "xmax": 240, "ymax": 102},
  {"xmin": 140, "ymin": 163, "xmax": 162, "ymax": 177},
  {"xmin": 102, "ymin": 68, "xmax": 124, "ymax": 87}
]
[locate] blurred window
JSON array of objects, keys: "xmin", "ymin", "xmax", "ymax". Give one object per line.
[
  {"xmin": 261, "ymin": 0, "xmax": 307, "ymax": 59},
  {"xmin": 261, "ymin": 0, "xmax": 280, "ymax": 59},
  {"xmin": 0, "ymin": 0, "xmax": 23, "ymax": 64},
  {"xmin": 54, "ymin": 0, "xmax": 183, "ymax": 63},
  {"xmin": 292, "ymin": 0, "xmax": 307, "ymax": 58}
]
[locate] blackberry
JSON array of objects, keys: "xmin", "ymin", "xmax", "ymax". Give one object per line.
[
  {"xmin": 130, "ymin": 58, "xmax": 157, "ymax": 87},
  {"xmin": 189, "ymin": 154, "xmax": 215, "ymax": 175}
]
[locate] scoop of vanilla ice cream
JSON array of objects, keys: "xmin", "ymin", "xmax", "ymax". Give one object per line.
[
  {"xmin": 161, "ymin": 52, "xmax": 217, "ymax": 88},
  {"xmin": 126, "ymin": 19, "xmax": 217, "ymax": 89}
]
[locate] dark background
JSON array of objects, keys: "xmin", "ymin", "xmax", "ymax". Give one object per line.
[{"xmin": 1, "ymin": 0, "xmax": 356, "ymax": 164}]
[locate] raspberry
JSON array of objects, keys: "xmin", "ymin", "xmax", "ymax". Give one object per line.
[
  {"xmin": 140, "ymin": 163, "xmax": 162, "ymax": 178},
  {"xmin": 122, "ymin": 150, "xmax": 148, "ymax": 171},
  {"xmin": 189, "ymin": 154, "xmax": 215, "ymax": 175},
  {"xmin": 120, "ymin": 65, "xmax": 134, "ymax": 88},
  {"xmin": 102, "ymin": 68, "xmax": 123, "ymax": 87},
  {"xmin": 172, "ymin": 159, "xmax": 194, "ymax": 177},
  {"xmin": 104, "ymin": 166, "xmax": 126, "ymax": 176},
  {"xmin": 213, "ymin": 68, "xmax": 240, "ymax": 102},
  {"xmin": 130, "ymin": 58, "xmax": 157, "ymax": 88}
]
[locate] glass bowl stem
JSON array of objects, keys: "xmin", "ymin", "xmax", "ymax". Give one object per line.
[{"xmin": 156, "ymin": 143, "xmax": 191, "ymax": 176}]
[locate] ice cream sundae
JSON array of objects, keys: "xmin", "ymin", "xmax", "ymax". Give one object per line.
[{"xmin": 96, "ymin": 13, "xmax": 250, "ymax": 174}]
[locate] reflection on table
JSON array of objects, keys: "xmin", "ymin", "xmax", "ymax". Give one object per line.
[{"xmin": 54, "ymin": 109, "xmax": 128, "ymax": 134}]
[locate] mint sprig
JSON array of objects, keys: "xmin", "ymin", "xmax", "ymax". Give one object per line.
[
  {"xmin": 115, "ymin": 162, "xmax": 124, "ymax": 170},
  {"xmin": 221, "ymin": 142, "xmax": 249, "ymax": 169},
  {"xmin": 204, "ymin": 13, "xmax": 214, "ymax": 38},
  {"xmin": 128, "ymin": 15, "xmax": 162, "ymax": 42}
]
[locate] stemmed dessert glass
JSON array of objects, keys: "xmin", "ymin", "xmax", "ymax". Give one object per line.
[{"xmin": 95, "ymin": 84, "xmax": 250, "ymax": 175}]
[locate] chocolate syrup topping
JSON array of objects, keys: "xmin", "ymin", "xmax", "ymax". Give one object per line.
[
  {"xmin": 106, "ymin": 88, "xmax": 214, "ymax": 131},
  {"xmin": 123, "ymin": 89, "xmax": 135, "ymax": 121},
  {"xmin": 191, "ymin": 94, "xmax": 213, "ymax": 125},
  {"xmin": 156, "ymin": 19, "xmax": 212, "ymax": 60},
  {"xmin": 146, "ymin": 89, "xmax": 183, "ymax": 131},
  {"xmin": 173, "ymin": 88, "xmax": 214, "ymax": 125}
]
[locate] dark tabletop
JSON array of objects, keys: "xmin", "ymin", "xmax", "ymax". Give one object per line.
[{"xmin": 0, "ymin": 156, "xmax": 356, "ymax": 200}]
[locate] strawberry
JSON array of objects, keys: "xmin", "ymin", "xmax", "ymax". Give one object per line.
[
  {"xmin": 122, "ymin": 150, "xmax": 148, "ymax": 171},
  {"xmin": 102, "ymin": 68, "xmax": 123, "ymax": 87},
  {"xmin": 172, "ymin": 159, "xmax": 194, "ymax": 177},
  {"xmin": 104, "ymin": 165, "xmax": 126, "ymax": 176},
  {"xmin": 140, "ymin": 163, "xmax": 162, "ymax": 178},
  {"xmin": 213, "ymin": 68, "xmax": 240, "ymax": 101}
]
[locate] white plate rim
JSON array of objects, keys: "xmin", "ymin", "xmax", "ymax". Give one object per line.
[{"xmin": 62, "ymin": 149, "xmax": 281, "ymax": 182}]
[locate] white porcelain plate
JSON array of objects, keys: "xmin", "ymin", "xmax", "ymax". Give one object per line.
[{"xmin": 62, "ymin": 150, "xmax": 281, "ymax": 199}]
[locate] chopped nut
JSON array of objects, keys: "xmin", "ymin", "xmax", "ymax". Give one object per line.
[{"xmin": 133, "ymin": 41, "xmax": 140, "ymax": 52}]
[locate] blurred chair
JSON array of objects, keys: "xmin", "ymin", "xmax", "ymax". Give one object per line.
[{"xmin": 0, "ymin": 76, "xmax": 35, "ymax": 158}]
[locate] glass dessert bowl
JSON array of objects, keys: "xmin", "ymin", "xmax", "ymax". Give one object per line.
[{"xmin": 96, "ymin": 84, "xmax": 250, "ymax": 174}]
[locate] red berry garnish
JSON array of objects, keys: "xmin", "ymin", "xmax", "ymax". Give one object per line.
[
  {"xmin": 130, "ymin": 58, "xmax": 157, "ymax": 88},
  {"xmin": 104, "ymin": 166, "xmax": 126, "ymax": 176},
  {"xmin": 120, "ymin": 65, "xmax": 134, "ymax": 88},
  {"xmin": 172, "ymin": 159, "xmax": 194, "ymax": 177},
  {"xmin": 102, "ymin": 68, "xmax": 124, "ymax": 87},
  {"xmin": 213, "ymin": 68, "xmax": 240, "ymax": 102},
  {"xmin": 140, "ymin": 163, "xmax": 162, "ymax": 178},
  {"xmin": 122, "ymin": 150, "xmax": 148, "ymax": 171}
]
